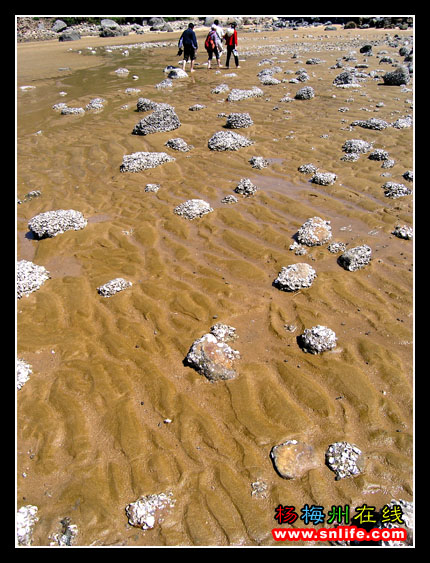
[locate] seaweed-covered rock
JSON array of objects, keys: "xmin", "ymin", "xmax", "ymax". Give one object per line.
[
  {"xmin": 299, "ymin": 325, "xmax": 337, "ymax": 354},
  {"xmin": 132, "ymin": 104, "xmax": 180, "ymax": 135},
  {"xmin": 185, "ymin": 325, "xmax": 240, "ymax": 381},
  {"xmin": 208, "ymin": 130, "xmax": 254, "ymax": 151},
  {"xmin": 17, "ymin": 259, "xmax": 50, "ymax": 298},
  {"xmin": 338, "ymin": 244, "xmax": 372, "ymax": 271},
  {"xmin": 296, "ymin": 216, "xmax": 332, "ymax": 246},
  {"xmin": 173, "ymin": 199, "xmax": 213, "ymax": 220},
  {"xmin": 28, "ymin": 209, "xmax": 87, "ymax": 239},
  {"xmin": 97, "ymin": 278, "xmax": 132, "ymax": 297},
  {"xmin": 120, "ymin": 151, "xmax": 175, "ymax": 172},
  {"xmin": 274, "ymin": 263, "xmax": 317, "ymax": 291},
  {"xmin": 325, "ymin": 441, "xmax": 364, "ymax": 480},
  {"xmin": 271, "ymin": 440, "xmax": 319, "ymax": 479}
]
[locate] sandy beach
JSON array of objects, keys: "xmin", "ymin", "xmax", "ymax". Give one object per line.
[{"xmin": 16, "ymin": 20, "xmax": 413, "ymax": 547}]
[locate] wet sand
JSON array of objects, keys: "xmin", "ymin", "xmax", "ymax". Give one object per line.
[{"xmin": 17, "ymin": 24, "xmax": 413, "ymax": 546}]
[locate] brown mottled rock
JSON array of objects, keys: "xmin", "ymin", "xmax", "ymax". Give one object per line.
[
  {"xmin": 185, "ymin": 325, "xmax": 240, "ymax": 381},
  {"xmin": 270, "ymin": 439, "xmax": 319, "ymax": 479}
]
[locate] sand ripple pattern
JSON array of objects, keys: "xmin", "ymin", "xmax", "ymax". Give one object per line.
[{"xmin": 17, "ymin": 26, "xmax": 413, "ymax": 546}]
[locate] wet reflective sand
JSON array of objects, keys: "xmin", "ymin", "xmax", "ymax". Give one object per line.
[{"xmin": 17, "ymin": 25, "xmax": 413, "ymax": 546}]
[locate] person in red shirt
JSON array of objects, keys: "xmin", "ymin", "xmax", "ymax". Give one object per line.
[{"xmin": 224, "ymin": 22, "xmax": 240, "ymax": 69}]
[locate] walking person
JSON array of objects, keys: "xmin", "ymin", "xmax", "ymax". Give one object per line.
[
  {"xmin": 179, "ymin": 23, "xmax": 198, "ymax": 72},
  {"xmin": 224, "ymin": 22, "xmax": 240, "ymax": 69},
  {"xmin": 205, "ymin": 25, "xmax": 222, "ymax": 69}
]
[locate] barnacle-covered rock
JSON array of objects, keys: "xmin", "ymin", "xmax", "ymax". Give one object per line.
[
  {"xmin": 97, "ymin": 278, "xmax": 132, "ymax": 297},
  {"xmin": 311, "ymin": 171, "xmax": 337, "ymax": 185},
  {"xmin": 296, "ymin": 216, "xmax": 332, "ymax": 246},
  {"xmin": 234, "ymin": 178, "xmax": 258, "ymax": 197},
  {"xmin": 249, "ymin": 156, "xmax": 269, "ymax": 169},
  {"xmin": 28, "ymin": 209, "xmax": 87, "ymax": 239},
  {"xmin": 125, "ymin": 492, "xmax": 175, "ymax": 530},
  {"xmin": 295, "ymin": 86, "xmax": 315, "ymax": 99},
  {"xmin": 208, "ymin": 130, "xmax": 254, "ymax": 151},
  {"xmin": 274, "ymin": 263, "xmax": 316, "ymax": 292},
  {"xmin": 382, "ymin": 182, "xmax": 412, "ymax": 199},
  {"xmin": 338, "ymin": 245, "xmax": 372, "ymax": 271},
  {"xmin": 174, "ymin": 199, "xmax": 213, "ymax": 220},
  {"xmin": 17, "ymin": 259, "xmax": 50, "ymax": 298},
  {"xmin": 342, "ymin": 139, "xmax": 373, "ymax": 154},
  {"xmin": 299, "ymin": 325, "xmax": 337, "ymax": 354},
  {"xmin": 225, "ymin": 112, "xmax": 254, "ymax": 129},
  {"xmin": 17, "ymin": 505, "xmax": 39, "ymax": 546},
  {"xmin": 164, "ymin": 137, "xmax": 193, "ymax": 152},
  {"xmin": 17, "ymin": 358, "xmax": 32, "ymax": 390},
  {"xmin": 185, "ymin": 324, "xmax": 240, "ymax": 381},
  {"xmin": 392, "ymin": 225, "xmax": 413, "ymax": 240},
  {"xmin": 351, "ymin": 117, "xmax": 390, "ymax": 130},
  {"xmin": 120, "ymin": 151, "xmax": 175, "ymax": 172},
  {"xmin": 226, "ymin": 86, "xmax": 263, "ymax": 101},
  {"xmin": 132, "ymin": 104, "xmax": 180, "ymax": 135},
  {"xmin": 325, "ymin": 441, "xmax": 364, "ymax": 480}
]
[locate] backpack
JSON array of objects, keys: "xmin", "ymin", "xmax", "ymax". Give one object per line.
[{"xmin": 205, "ymin": 30, "xmax": 216, "ymax": 50}]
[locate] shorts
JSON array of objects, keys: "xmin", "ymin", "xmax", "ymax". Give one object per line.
[{"xmin": 183, "ymin": 45, "xmax": 196, "ymax": 61}]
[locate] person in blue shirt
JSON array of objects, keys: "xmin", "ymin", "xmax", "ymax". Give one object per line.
[{"xmin": 179, "ymin": 23, "xmax": 198, "ymax": 72}]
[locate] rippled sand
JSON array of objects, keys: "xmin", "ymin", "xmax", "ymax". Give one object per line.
[{"xmin": 17, "ymin": 24, "xmax": 413, "ymax": 546}]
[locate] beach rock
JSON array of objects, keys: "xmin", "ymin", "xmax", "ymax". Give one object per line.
[
  {"xmin": 295, "ymin": 86, "xmax": 315, "ymax": 99},
  {"xmin": 17, "ymin": 358, "xmax": 32, "ymax": 390},
  {"xmin": 342, "ymin": 139, "xmax": 373, "ymax": 154},
  {"xmin": 174, "ymin": 199, "xmax": 213, "ymax": 220},
  {"xmin": 369, "ymin": 148, "xmax": 389, "ymax": 160},
  {"xmin": 49, "ymin": 517, "xmax": 79, "ymax": 546},
  {"xmin": 97, "ymin": 278, "xmax": 132, "ymax": 297},
  {"xmin": 225, "ymin": 112, "xmax": 254, "ymax": 129},
  {"xmin": 212, "ymin": 83, "xmax": 230, "ymax": 94},
  {"xmin": 208, "ymin": 130, "xmax": 254, "ymax": 151},
  {"xmin": 125, "ymin": 492, "xmax": 175, "ymax": 530},
  {"xmin": 327, "ymin": 241, "xmax": 347, "ymax": 253},
  {"xmin": 249, "ymin": 156, "xmax": 269, "ymax": 169},
  {"xmin": 17, "ymin": 505, "xmax": 39, "ymax": 545},
  {"xmin": 61, "ymin": 106, "xmax": 85, "ymax": 115},
  {"xmin": 351, "ymin": 117, "xmax": 390, "ymax": 130},
  {"xmin": 120, "ymin": 151, "xmax": 175, "ymax": 172},
  {"xmin": 234, "ymin": 178, "xmax": 258, "ymax": 197},
  {"xmin": 298, "ymin": 325, "xmax": 337, "ymax": 354},
  {"xmin": 298, "ymin": 163, "xmax": 318, "ymax": 174},
  {"xmin": 185, "ymin": 324, "xmax": 240, "ymax": 381},
  {"xmin": 392, "ymin": 225, "xmax": 413, "ymax": 239},
  {"xmin": 380, "ymin": 500, "xmax": 414, "ymax": 546},
  {"xmin": 227, "ymin": 87, "xmax": 263, "ymax": 102},
  {"xmin": 221, "ymin": 195, "xmax": 238, "ymax": 204},
  {"xmin": 338, "ymin": 244, "xmax": 372, "ymax": 271},
  {"xmin": 167, "ymin": 68, "xmax": 188, "ymax": 79},
  {"xmin": 383, "ymin": 65, "xmax": 410, "ymax": 85},
  {"xmin": 136, "ymin": 98, "xmax": 161, "ymax": 111},
  {"xmin": 28, "ymin": 209, "xmax": 87, "ymax": 239},
  {"xmin": 85, "ymin": 97, "xmax": 106, "ymax": 112},
  {"xmin": 52, "ymin": 19, "xmax": 67, "ymax": 33},
  {"xmin": 59, "ymin": 30, "xmax": 81, "ymax": 41},
  {"xmin": 271, "ymin": 440, "xmax": 319, "ymax": 479},
  {"xmin": 333, "ymin": 70, "xmax": 358, "ymax": 86},
  {"xmin": 274, "ymin": 263, "xmax": 317, "ymax": 291},
  {"xmin": 296, "ymin": 216, "xmax": 332, "ymax": 246},
  {"xmin": 145, "ymin": 183, "xmax": 160, "ymax": 192},
  {"xmin": 132, "ymin": 104, "xmax": 180, "ymax": 135},
  {"xmin": 382, "ymin": 181, "xmax": 412, "ymax": 199},
  {"xmin": 311, "ymin": 171, "xmax": 337, "ymax": 185},
  {"xmin": 165, "ymin": 137, "xmax": 193, "ymax": 152},
  {"xmin": 17, "ymin": 259, "xmax": 50, "ymax": 298},
  {"xmin": 325, "ymin": 441, "xmax": 364, "ymax": 480}
]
